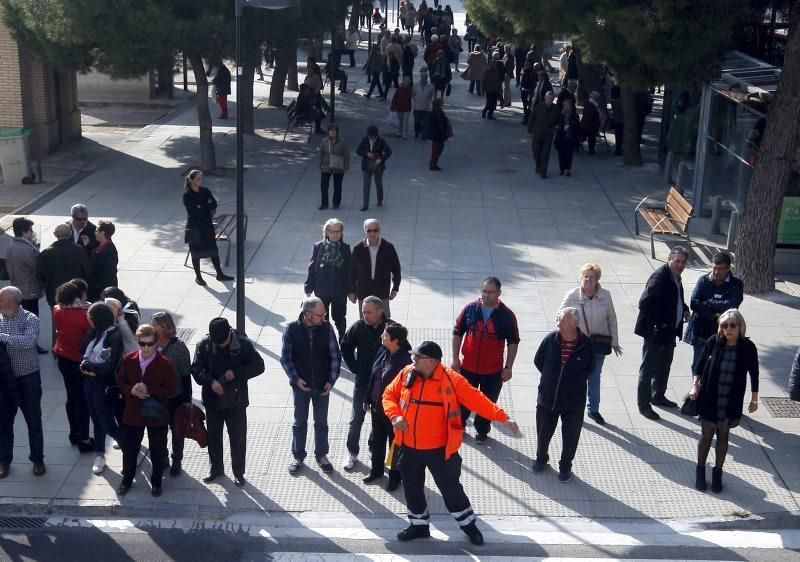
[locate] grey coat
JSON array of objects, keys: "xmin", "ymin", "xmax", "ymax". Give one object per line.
[
  {"xmin": 318, "ymin": 137, "xmax": 350, "ymax": 173},
  {"xmin": 5, "ymin": 237, "xmax": 40, "ymax": 301}
]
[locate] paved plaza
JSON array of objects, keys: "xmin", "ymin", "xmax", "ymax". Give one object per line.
[{"xmin": 1, "ymin": 7, "xmax": 799, "ymax": 533}]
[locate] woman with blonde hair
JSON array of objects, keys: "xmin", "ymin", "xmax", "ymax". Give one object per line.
[
  {"xmin": 558, "ymin": 263, "xmax": 621, "ymax": 425},
  {"xmin": 689, "ymin": 308, "xmax": 759, "ymax": 493},
  {"xmin": 304, "ymin": 218, "xmax": 352, "ymax": 338}
]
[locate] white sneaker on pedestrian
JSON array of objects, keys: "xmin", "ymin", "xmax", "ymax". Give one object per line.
[
  {"xmin": 343, "ymin": 454, "xmax": 358, "ymax": 472},
  {"xmin": 92, "ymin": 455, "xmax": 106, "ymax": 475}
]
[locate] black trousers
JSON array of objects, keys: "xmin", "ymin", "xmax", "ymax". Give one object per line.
[
  {"xmin": 460, "ymin": 369, "xmax": 503, "ymax": 437},
  {"xmin": 532, "ymin": 133, "xmax": 554, "ymax": 175},
  {"xmin": 121, "ymin": 423, "xmax": 168, "ymax": 487},
  {"xmin": 207, "ymin": 405, "xmax": 247, "ymax": 477},
  {"xmin": 413, "ymin": 110, "xmax": 429, "ymax": 138},
  {"xmin": 320, "ymin": 296, "xmax": 347, "ymax": 339},
  {"xmin": 398, "ymin": 446, "xmax": 475, "ymax": 527},
  {"xmin": 21, "ymin": 299, "xmax": 39, "ymax": 317},
  {"xmin": 637, "ymin": 338, "xmax": 675, "ymax": 409},
  {"xmin": 320, "ymin": 172, "xmax": 344, "ymax": 208},
  {"xmin": 167, "ymin": 396, "xmax": 186, "ymax": 464},
  {"xmin": 613, "ymin": 122, "xmax": 624, "ymax": 154},
  {"xmin": 56, "ymin": 355, "xmax": 90, "ymax": 440},
  {"xmin": 535, "ymin": 405, "xmax": 584, "ymax": 472},
  {"xmin": 368, "ymin": 405, "xmax": 399, "ymax": 478},
  {"xmin": 557, "ymin": 143, "xmax": 574, "ymax": 173},
  {"xmin": 483, "ymin": 92, "xmax": 497, "ymax": 117},
  {"xmin": 521, "ymin": 90, "xmax": 531, "ymax": 122},
  {"xmin": 468, "ymin": 80, "xmax": 482, "ymax": 95},
  {"xmin": 366, "ymin": 73, "xmax": 385, "ymax": 98}
]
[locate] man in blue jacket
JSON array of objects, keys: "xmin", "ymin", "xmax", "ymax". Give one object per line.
[
  {"xmin": 683, "ymin": 252, "xmax": 743, "ymax": 374},
  {"xmin": 532, "ymin": 307, "xmax": 595, "ymax": 483}
]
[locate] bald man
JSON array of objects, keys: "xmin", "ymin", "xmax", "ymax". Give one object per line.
[{"xmin": 36, "ymin": 224, "xmax": 91, "ymax": 308}]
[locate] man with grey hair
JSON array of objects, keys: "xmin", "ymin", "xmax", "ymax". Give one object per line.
[
  {"xmin": 635, "ymin": 246, "xmax": 690, "ymax": 420},
  {"xmin": 340, "ymin": 295, "xmax": 387, "ymax": 471},
  {"xmin": 281, "ymin": 296, "xmax": 341, "ymax": 475},
  {"xmin": 527, "ymin": 90, "xmax": 561, "ymax": 179},
  {"xmin": 0, "ymin": 286, "xmax": 45, "ymax": 478},
  {"xmin": 531, "ymin": 306, "xmax": 595, "ymax": 483},
  {"xmin": 36, "ymin": 224, "xmax": 91, "ymax": 308},
  {"xmin": 348, "ymin": 219, "xmax": 401, "ymax": 318},
  {"xmin": 66, "ymin": 203, "xmax": 97, "ymax": 256}
]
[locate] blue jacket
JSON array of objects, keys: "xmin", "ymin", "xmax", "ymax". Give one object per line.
[
  {"xmin": 534, "ymin": 330, "xmax": 595, "ymax": 411},
  {"xmin": 304, "ymin": 239, "xmax": 351, "ymax": 298},
  {"xmin": 683, "ymin": 273, "xmax": 743, "ymax": 346}
]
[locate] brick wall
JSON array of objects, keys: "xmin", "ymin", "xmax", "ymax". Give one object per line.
[{"xmin": 0, "ymin": 7, "xmax": 24, "ymax": 128}]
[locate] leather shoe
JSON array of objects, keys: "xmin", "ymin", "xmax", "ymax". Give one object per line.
[
  {"xmin": 32, "ymin": 462, "xmax": 46, "ymax": 476},
  {"xmin": 588, "ymin": 411, "xmax": 606, "ymax": 425},
  {"xmin": 151, "ymin": 485, "xmax": 162, "ymax": 497},
  {"xmin": 362, "ymin": 472, "xmax": 384, "ymax": 484},
  {"xmin": 651, "ymin": 396, "xmax": 678, "ymax": 408},
  {"xmin": 397, "ymin": 524, "xmax": 430, "ymax": 541},
  {"xmin": 0, "ymin": 462, "xmax": 8, "ymax": 479},
  {"xmin": 360, "ymin": 206, "xmax": 368, "ymax": 211},
  {"xmin": 234, "ymin": 475, "xmax": 246, "ymax": 488},
  {"xmin": 169, "ymin": 463, "xmax": 182, "ymax": 477},
  {"xmin": 216, "ymin": 273, "xmax": 234, "ymax": 281},
  {"xmin": 462, "ymin": 521, "xmax": 484, "ymax": 545},
  {"xmin": 116, "ymin": 482, "xmax": 131, "ymax": 495},
  {"xmin": 386, "ymin": 472, "xmax": 401, "ymax": 491},
  {"xmin": 639, "ymin": 407, "xmax": 661, "ymax": 420},
  {"xmin": 203, "ymin": 471, "xmax": 223, "ymax": 484}
]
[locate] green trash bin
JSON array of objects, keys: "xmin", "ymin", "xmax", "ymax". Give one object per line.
[{"xmin": 0, "ymin": 127, "xmax": 35, "ymax": 184}]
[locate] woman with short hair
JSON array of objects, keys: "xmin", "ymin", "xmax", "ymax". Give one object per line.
[
  {"xmin": 689, "ymin": 309, "xmax": 759, "ymax": 493},
  {"xmin": 304, "ymin": 218, "xmax": 352, "ymax": 339},
  {"xmin": 317, "ymin": 123, "xmax": 350, "ymax": 210},
  {"xmin": 558, "ymin": 263, "xmax": 622, "ymax": 426},
  {"xmin": 89, "ymin": 220, "xmax": 119, "ymax": 301}
]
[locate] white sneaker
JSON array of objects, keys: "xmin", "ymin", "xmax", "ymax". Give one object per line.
[
  {"xmin": 343, "ymin": 454, "xmax": 358, "ymax": 472},
  {"xmin": 92, "ymin": 455, "xmax": 106, "ymax": 475}
]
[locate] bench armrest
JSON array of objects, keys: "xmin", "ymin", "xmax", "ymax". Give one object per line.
[{"xmin": 634, "ymin": 196, "xmax": 664, "ymax": 213}]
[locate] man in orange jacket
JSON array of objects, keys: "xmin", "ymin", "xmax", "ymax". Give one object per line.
[{"xmin": 383, "ymin": 340, "xmax": 519, "ymax": 545}]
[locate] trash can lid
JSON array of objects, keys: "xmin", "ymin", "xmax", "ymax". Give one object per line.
[{"xmin": 0, "ymin": 127, "xmax": 31, "ymax": 138}]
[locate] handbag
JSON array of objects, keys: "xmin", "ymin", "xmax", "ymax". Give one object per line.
[
  {"xmin": 328, "ymin": 141, "xmax": 345, "ymax": 171},
  {"xmin": 386, "ymin": 111, "xmax": 400, "ymax": 129},
  {"xmin": 580, "ymin": 302, "xmax": 613, "ymax": 355},
  {"xmin": 139, "ymin": 395, "xmax": 166, "ymax": 420},
  {"xmin": 680, "ymin": 393, "xmax": 698, "ymax": 416},
  {"xmin": 184, "ymin": 227, "xmax": 203, "ymax": 245}
]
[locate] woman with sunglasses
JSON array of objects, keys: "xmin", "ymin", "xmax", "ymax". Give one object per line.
[
  {"xmin": 115, "ymin": 324, "xmax": 176, "ymax": 497},
  {"xmin": 689, "ymin": 308, "xmax": 759, "ymax": 493}
]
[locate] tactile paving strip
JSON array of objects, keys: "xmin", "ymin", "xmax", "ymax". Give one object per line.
[{"xmin": 762, "ymin": 397, "xmax": 800, "ymax": 418}]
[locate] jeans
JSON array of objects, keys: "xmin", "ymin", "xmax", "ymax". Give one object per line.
[
  {"xmin": 320, "ymin": 296, "xmax": 347, "ymax": 339},
  {"xmin": 691, "ymin": 342, "xmax": 705, "ymax": 376},
  {"xmin": 586, "ymin": 354, "xmax": 606, "ymax": 413},
  {"xmin": 346, "ymin": 385, "xmax": 368, "ymax": 456},
  {"xmin": 0, "ymin": 370, "xmax": 44, "ymax": 464},
  {"xmin": 362, "ymin": 169, "xmax": 384, "ymax": 207},
  {"xmin": 207, "ymin": 405, "xmax": 247, "ymax": 477},
  {"xmin": 292, "ymin": 386, "xmax": 330, "ymax": 461},
  {"xmin": 167, "ymin": 395, "xmax": 186, "ymax": 464},
  {"xmin": 121, "ymin": 423, "xmax": 168, "ymax": 487},
  {"xmin": 535, "ymin": 405, "xmax": 583, "ymax": 472},
  {"xmin": 468, "ymin": 80, "xmax": 482, "ymax": 95},
  {"xmin": 637, "ymin": 338, "xmax": 675, "ymax": 409},
  {"xmin": 57, "ymin": 356, "xmax": 90, "ymax": 440},
  {"xmin": 320, "ymin": 172, "xmax": 344, "ymax": 208},
  {"xmin": 413, "ymin": 110, "xmax": 429, "ymax": 138},
  {"xmin": 460, "ymin": 369, "xmax": 503, "ymax": 437},
  {"xmin": 84, "ymin": 377, "xmax": 121, "ymax": 454}
]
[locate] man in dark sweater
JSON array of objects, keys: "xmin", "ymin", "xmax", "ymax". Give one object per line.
[
  {"xmin": 348, "ymin": 219, "xmax": 401, "ymax": 318},
  {"xmin": 527, "ymin": 91, "xmax": 561, "ymax": 178},
  {"xmin": 36, "ymin": 224, "xmax": 91, "ymax": 308},
  {"xmin": 340, "ymin": 296, "xmax": 387, "ymax": 472}
]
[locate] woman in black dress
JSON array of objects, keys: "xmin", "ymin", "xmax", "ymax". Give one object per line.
[{"xmin": 182, "ymin": 170, "xmax": 234, "ymax": 286}]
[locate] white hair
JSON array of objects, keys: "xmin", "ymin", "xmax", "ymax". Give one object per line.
[{"xmin": 557, "ymin": 307, "xmax": 579, "ymax": 323}]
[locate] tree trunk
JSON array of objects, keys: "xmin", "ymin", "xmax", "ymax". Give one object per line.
[
  {"xmin": 349, "ymin": 0, "xmax": 362, "ymax": 30},
  {"xmin": 188, "ymin": 54, "xmax": 217, "ymax": 172},
  {"xmin": 269, "ymin": 40, "xmax": 292, "ymax": 106},
  {"xmin": 736, "ymin": 2, "xmax": 800, "ymax": 294},
  {"xmin": 241, "ymin": 49, "xmax": 257, "ymax": 134},
  {"xmin": 287, "ymin": 31, "xmax": 299, "ymax": 91},
  {"xmin": 621, "ymin": 84, "xmax": 643, "ymax": 167}
]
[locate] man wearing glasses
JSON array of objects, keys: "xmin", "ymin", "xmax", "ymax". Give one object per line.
[
  {"xmin": 66, "ymin": 204, "xmax": 97, "ymax": 256},
  {"xmin": 383, "ymin": 340, "xmax": 519, "ymax": 545},
  {"xmin": 452, "ymin": 277, "xmax": 519, "ymax": 445},
  {"xmin": 281, "ymin": 297, "xmax": 341, "ymax": 475},
  {"xmin": 348, "ymin": 218, "xmax": 401, "ymax": 319}
]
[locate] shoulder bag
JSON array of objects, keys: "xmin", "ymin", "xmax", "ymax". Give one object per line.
[
  {"xmin": 140, "ymin": 395, "xmax": 166, "ymax": 420},
  {"xmin": 580, "ymin": 302, "xmax": 613, "ymax": 356},
  {"xmin": 328, "ymin": 140, "xmax": 346, "ymax": 171}
]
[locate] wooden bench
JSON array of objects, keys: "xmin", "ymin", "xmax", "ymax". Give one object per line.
[
  {"xmin": 184, "ymin": 201, "xmax": 247, "ymax": 268},
  {"xmin": 634, "ymin": 186, "xmax": 693, "ymax": 259}
]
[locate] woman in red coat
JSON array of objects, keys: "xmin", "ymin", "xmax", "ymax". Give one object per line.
[
  {"xmin": 390, "ymin": 76, "xmax": 413, "ymax": 139},
  {"xmin": 115, "ymin": 324, "xmax": 176, "ymax": 497}
]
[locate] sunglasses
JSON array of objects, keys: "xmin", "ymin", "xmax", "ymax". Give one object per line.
[
  {"xmin": 365, "ymin": 229, "xmax": 380, "ymax": 233},
  {"xmin": 138, "ymin": 340, "xmax": 156, "ymax": 347},
  {"xmin": 720, "ymin": 323, "xmax": 739, "ymax": 330}
]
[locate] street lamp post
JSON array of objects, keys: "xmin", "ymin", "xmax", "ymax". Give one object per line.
[{"xmin": 235, "ymin": 0, "xmax": 297, "ymax": 334}]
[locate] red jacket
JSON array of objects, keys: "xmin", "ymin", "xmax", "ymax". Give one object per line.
[
  {"xmin": 383, "ymin": 363, "xmax": 508, "ymax": 459},
  {"xmin": 116, "ymin": 351, "xmax": 176, "ymax": 427},
  {"xmin": 391, "ymin": 85, "xmax": 413, "ymax": 112},
  {"xmin": 53, "ymin": 305, "xmax": 91, "ymax": 362},
  {"xmin": 173, "ymin": 403, "xmax": 208, "ymax": 448},
  {"xmin": 453, "ymin": 299, "xmax": 520, "ymax": 374},
  {"xmin": 424, "ymin": 42, "xmax": 443, "ymax": 67}
]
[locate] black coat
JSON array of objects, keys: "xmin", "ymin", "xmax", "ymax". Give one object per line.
[
  {"xmin": 365, "ymin": 342, "xmax": 412, "ymax": 408},
  {"xmin": 696, "ymin": 336, "xmax": 759, "ymax": 421},
  {"xmin": 212, "ymin": 65, "xmax": 232, "ymax": 96},
  {"xmin": 36, "ymin": 239, "xmax": 92, "ymax": 306},
  {"xmin": 348, "ymin": 238, "xmax": 402, "ymax": 300},
  {"xmin": 789, "ymin": 347, "xmax": 800, "ymax": 402},
  {"xmin": 534, "ymin": 330, "xmax": 595, "ymax": 411},
  {"xmin": 67, "ymin": 220, "xmax": 98, "ymax": 256},
  {"xmin": 79, "ymin": 326, "xmax": 124, "ymax": 388},
  {"xmin": 183, "ymin": 187, "xmax": 219, "ymax": 258},
  {"xmin": 634, "ymin": 264, "xmax": 688, "ymax": 345},
  {"xmin": 341, "ymin": 316, "xmax": 387, "ymax": 388},
  {"xmin": 554, "ymin": 110, "xmax": 580, "ymax": 150},
  {"xmin": 89, "ymin": 242, "xmax": 119, "ymax": 301},
  {"xmin": 191, "ymin": 331, "xmax": 265, "ymax": 410},
  {"xmin": 356, "ymin": 136, "xmax": 392, "ymax": 172},
  {"xmin": 427, "ymin": 107, "xmax": 449, "ymax": 142}
]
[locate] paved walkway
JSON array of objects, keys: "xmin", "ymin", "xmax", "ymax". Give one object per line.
[{"xmin": 1, "ymin": 3, "xmax": 799, "ymax": 527}]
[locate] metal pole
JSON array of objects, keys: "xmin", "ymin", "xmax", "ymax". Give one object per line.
[
  {"xmin": 183, "ymin": 52, "xmax": 188, "ymax": 91},
  {"xmin": 330, "ymin": 26, "xmax": 336, "ymax": 123},
  {"xmin": 235, "ymin": 0, "xmax": 246, "ymax": 335}
]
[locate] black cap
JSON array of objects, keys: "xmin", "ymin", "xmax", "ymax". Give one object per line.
[
  {"xmin": 410, "ymin": 340, "xmax": 443, "ymax": 360},
  {"xmin": 208, "ymin": 317, "xmax": 231, "ymax": 345}
]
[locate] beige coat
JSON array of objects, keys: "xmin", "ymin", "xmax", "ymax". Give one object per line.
[
  {"xmin": 463, "ymin": 51, "xmax": 487, "ymax": 81},
  {"xmin": 559, "ymin": 285, "xmax": 619, "ymax": 346}
]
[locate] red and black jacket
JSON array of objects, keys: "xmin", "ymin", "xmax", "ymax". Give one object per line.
[{"xmin": 453, "ymin": 299, "xmax": 520, "ymax": 375}]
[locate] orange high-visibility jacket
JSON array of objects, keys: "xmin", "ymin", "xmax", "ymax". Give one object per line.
[{"xmin": 382, "ymin": 363, "xmax": 509, "ymax": 459}]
